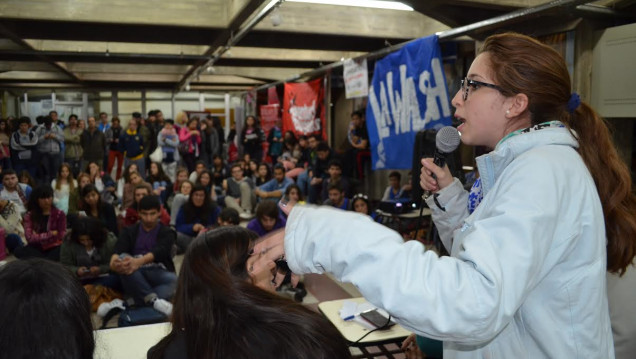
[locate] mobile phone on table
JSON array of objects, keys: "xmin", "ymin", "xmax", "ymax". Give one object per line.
[{"xmin": 360, "ymin": 309, "xmax": 394, "ymax": 329}]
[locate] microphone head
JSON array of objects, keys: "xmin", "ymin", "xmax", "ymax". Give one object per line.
[{"xmin": 436, "ymin": 126, "xmax": 461, "ymax": 153}]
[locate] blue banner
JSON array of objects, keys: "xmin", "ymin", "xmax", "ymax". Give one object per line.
[{"xmin": 366, "ymin": 35, "xmax": 452, "ymax": 170}]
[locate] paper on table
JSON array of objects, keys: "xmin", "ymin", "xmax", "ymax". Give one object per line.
[{"xmin": 339, "ymin": 300, "xmax": 392, "ymax": 331}]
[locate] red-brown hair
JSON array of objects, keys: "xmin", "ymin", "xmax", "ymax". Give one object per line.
[{"xmin": 481, "ymin": 32, "xmax": 636, "ymax": 275}]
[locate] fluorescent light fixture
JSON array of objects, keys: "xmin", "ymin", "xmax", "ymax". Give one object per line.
[{"xmin": 286, "ymin": 0, "xmax": 413, "ymax": 11}]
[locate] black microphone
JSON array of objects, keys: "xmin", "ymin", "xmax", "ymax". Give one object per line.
[{"xmin": 423, "ymin": 126, "xmax": 461, "ymax": 199}]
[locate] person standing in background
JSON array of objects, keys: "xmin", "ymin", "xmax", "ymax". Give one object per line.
[
  {"xmin": 105, "ymin": 117, "xmax": 124, "ymax": 180},
  {"xmin": 10, "ymin": 117, "xmax": 38, "ymax": 178},
  {"xmin": 63, "ymin": 114, "xmax": 83, "ymax": 177},
  {"xmin": 34, "ymin": 116, "xmax": 64, "ymax": 185},
  {"xmin": 120, "ymin": 119, "xmax": 146, "ymax": 181},
  {"xmin": 80, "ymin": 117, "xmax": 106, "ymax": 171},
  {"xmin": 98, "ymin": 112, "xmax": 111, "ymax": 170}
]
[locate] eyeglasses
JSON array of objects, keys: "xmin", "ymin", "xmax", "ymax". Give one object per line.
[{"xmin": 460, "ymin": 77, "xmax": 505, "ymax": 101}]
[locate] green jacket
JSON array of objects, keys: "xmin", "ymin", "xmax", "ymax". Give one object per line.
[
  {"xmin": 60, "ymin": 231, "xmax": 118, "ymax": 278},
  {"xmin": 63, "ymin": 127, "xmax": 83, "ymax": 160}
]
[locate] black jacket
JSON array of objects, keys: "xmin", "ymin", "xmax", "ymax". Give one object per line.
[{"xmin": 114, "ymin": 223, "xmax": 176, "ymax": 272}]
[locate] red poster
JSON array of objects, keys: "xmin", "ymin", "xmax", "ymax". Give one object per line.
[
  {"xmin": 282, "ymin": 78, "xmax": 326, "ymax": 139},
  {"xmin": 259, "ymin": 104, "xmax": 280, "ymax": 162}
]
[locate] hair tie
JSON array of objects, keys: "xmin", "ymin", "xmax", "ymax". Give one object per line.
[{"xmin": 567, "ymin": 92, "xmax": 581, "ymax": 114}]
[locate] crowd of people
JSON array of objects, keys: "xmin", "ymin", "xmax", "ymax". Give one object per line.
[{"xmin": 0, "ymin": 108, "xmax": 399, "ymax": 320}]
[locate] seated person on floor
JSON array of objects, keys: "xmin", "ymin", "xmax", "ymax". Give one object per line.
[
  {"xmin": 52, "ymin": 163, "xmax": 77, "ymax": 215},
  {"xmin": 304, "ymin": 141, "xmax": 334, "ymax": 204},
  {"xmin": 85, "ymin": 161, "xmax": 117, "ymax": 204},
  {"xmin": 320, "ymin": 159, "xmax": 351, "ymax": 202},
  {"xmin": 223, "ymin": 163, "xmax": 256, "ymax": 220},
  {"xmin": 0, "ymin": 198, "xmax": 25, "ymax": 258},
  {"xmin": 109, "ymin": 195, "xmax": 176, "ymax": 316},
  {"xmin": 254, "ymin": 164, "xmax": 293, "ymax": 202},
  {"xmin": 0, "ymin": 169, "xmax": 31, "ymax": 215},
  {"xmin": 80, "ymin": 184, "xmax": 118, "ymax": 236},
  {"xmin": 381, "ymin": 171, "xmax": 409, "ymax": 201},
  {"xmin": 195, "ymin": 170, "xmax": 218, "ymax": 202},
  {"xmin": 121, "ymin": 170, "xmax": 151, "ymax": 211},
  {"xmin": 187, "ymin": 160, "xmax": 206, "ymax": 183},
  {"xmin": 123, "ymin": 184, "xmax": 170, "ymax": 227},
  {"xmin": 147, "ymin": 226, "xmax": 350, "ymax": 359},
  {"xmin": 7, "ymin": 185, "xmax": 66, "ymax": 261},
  {"xmin": 147, "ymin": 162, "xmax": 173, "ymax": 205},
  {"xmin": 0, "ymin": 259, "xmax": 95, "ymax": 359},
  {"xmin": 246, "ymin": 200, "xmax": 286, "ymax": 237},
  {"xmin": 323, "ymin": 183, "xmax": 351, "ymax": 211},
  {"xmin": 169, "ymin": 180, "xmax": 192, "ymax": 226},
  {"xmin": 218, "ymin": 207, "xmax": 240, "ymax": 227},
  {"xmin": 284, "ymin": 184, "xmax": 304, "ymax": 205},
  {"xmin": 60, "ymin": 216, "xmax": 120, "ymax": 290},
  {"xmin": 254, "ymin": 162, "xmax": 271, "ymax": 186},
  {"xmin": 351, "ymin": 193, "xmax": 379, "ymax": 221},
  {"xmin": 175, "ymin": 185, "xmax": 220, "ymax": 253}
]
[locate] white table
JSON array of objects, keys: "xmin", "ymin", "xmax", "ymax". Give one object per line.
[
  {"xmin": 94, "ymin": 322, "xmax": 171, "ymax": 359},
  {"xmin": 318, "ymin": 297, "xmax": 410, "ymax": 358}
]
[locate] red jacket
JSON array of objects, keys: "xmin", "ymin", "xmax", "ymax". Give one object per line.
[{"xmin": 24, "ymin": 207, "xmax": 66, "ymax": 250}]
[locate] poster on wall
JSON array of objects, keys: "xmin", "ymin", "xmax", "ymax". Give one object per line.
[
  {"xmin": 366, "ymin": 35, "xmax": 453, "ymax": 170},
  {"xmin": 343, "ymin": 58, "xmax": 369, "ymax": 99},
  {"xmin": 282, "ymin": 78, "xmax": 326, "ymax": 139}
]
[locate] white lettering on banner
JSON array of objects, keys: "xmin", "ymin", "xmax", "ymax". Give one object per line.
[
  {"xmin": 289, "ymin": 99, "xmax": 320, "ymax": 133},
  {"xmin": 369, "ymin": 57, "xmax": 451, "ymax": 168}
]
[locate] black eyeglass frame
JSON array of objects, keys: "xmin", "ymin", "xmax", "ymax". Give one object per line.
[{"xmin": 460, "ymin": 78, "xmax": 505, "ymax": 101}]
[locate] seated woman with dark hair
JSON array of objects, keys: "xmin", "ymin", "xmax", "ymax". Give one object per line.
[
  {"xmin": 175, "ymin": 185, "xmax": 220, "ymax": 253},
  {"xmin": 0, "ymin": 259, "xmax": 95, "ymax": 359},
  {"xmin": 6, "ymin": 185, "xmax": 66, "ymax": 260},
  {"xmin": 60, "ymin": 216, "xmax": 120, "ymax": 290},
  {"xmin": 85, "ymin": 160, "xmax": 117, "ymax": 204},
  {"xmin": 80, "ymin": 184, "xmax": 118, "ymax": 236},
  {"xmin": 148, "ymin": 226, "xmax": 351, "ymax": 359},
  {"xmin": 246, "ymin": 200, "xmax": 286, "ymax": 237}
]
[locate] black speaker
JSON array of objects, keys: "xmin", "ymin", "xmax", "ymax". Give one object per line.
[{"xmin": 410, "ymin": 128, "xmax": 464, "ymax": 205}]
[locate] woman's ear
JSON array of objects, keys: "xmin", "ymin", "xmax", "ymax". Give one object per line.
[{"xmin": 506, "ymin": 93, "xmax": 529, "ymax": 118}]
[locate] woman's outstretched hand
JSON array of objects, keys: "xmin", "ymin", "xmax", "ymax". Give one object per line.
[{"xmin": 250, "ymin": 228, "xmax": 299, "ymax": 288}]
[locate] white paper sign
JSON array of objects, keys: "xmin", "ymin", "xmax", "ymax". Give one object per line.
[{"xmin": 343, "ymin": 58, "xmax": 369, "ymax": 99}]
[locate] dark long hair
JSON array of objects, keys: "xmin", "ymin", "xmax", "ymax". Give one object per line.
[
  {"xmin": 80, "ymin": 184, "xmax": 103, "ymax": 217},
  {"xmin": 183, "ymin": 185, "xmax": 215, "ymax": 224},
  {"xmin": 0, "ymin": 259, "xmax": 94, "ymax": 359},
  {"xmin": 148, "ymin": 227, "xmax": 350, "ymax": 359},
  {"xmin": 70, "ymin": 216, "xmax": 108, "ymax": 248},
  {"xmin": 482, "ymin": 32, "xmax": 636, "ymax": 275},
  {"xmin": 26, "ymin": 185, "xmax": 56, "ymax": 231}
]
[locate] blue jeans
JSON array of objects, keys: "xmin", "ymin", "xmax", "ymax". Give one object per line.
[
  {"xmin": 119, "ymin": 266, "xmax": 176, "ymax": 306},
  {"xmin": 297, "ymin": 170, "xmax": 309, "ymax": 195}
]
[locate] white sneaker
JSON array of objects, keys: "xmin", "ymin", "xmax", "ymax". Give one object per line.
[
  {"xmin": 96, "ymin": 298, "xmax": 125, "ymax": 317},
  {"xmin": 153, "ymin": 298, "xmax": 173, "ymax": 316},
  {"xmin": 239, "ymin": 211, "xmax": 253, "ymax": 220}
]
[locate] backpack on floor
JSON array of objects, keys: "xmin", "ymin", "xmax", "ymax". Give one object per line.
[{"xmin": 117, "ymin": 306, "xmax": 167, "ymax": 327}]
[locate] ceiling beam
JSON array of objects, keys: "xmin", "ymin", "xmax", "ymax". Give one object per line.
[
  {"xmin": 0, "ymin": 0, "xmax": 227, "ymax": 28},
  {"xmin": 0, "ymin": 50, "xmax": 206, "ymax": 65},
  {"xmin": 0, "ymin": 22, "xmax": 80, "ymax": 83},
  {"xmin": 0, "ymin": 18, "xmax": 225, "ymax": 45},
  {"xmin": 176, "ymin": 0, "xmax": 268, "ymax": 90}
]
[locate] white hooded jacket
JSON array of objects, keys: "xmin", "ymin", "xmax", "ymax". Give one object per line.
[{"xmin": 285, "ymin": 125, "xmax": 614, "ymax": 358}]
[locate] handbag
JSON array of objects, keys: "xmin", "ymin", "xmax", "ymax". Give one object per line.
[
  {"xmin": 84, "ymin": 284, "xmax": 123, "ymax": 312},
  {"xmin": 150, "ymin": 146, "xmax": 163, "ymax": 163}
]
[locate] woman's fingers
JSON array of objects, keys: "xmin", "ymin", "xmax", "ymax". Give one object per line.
[{"xmin": 252, "ymin": 229, "xmax": 286, "ymax": 262}]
